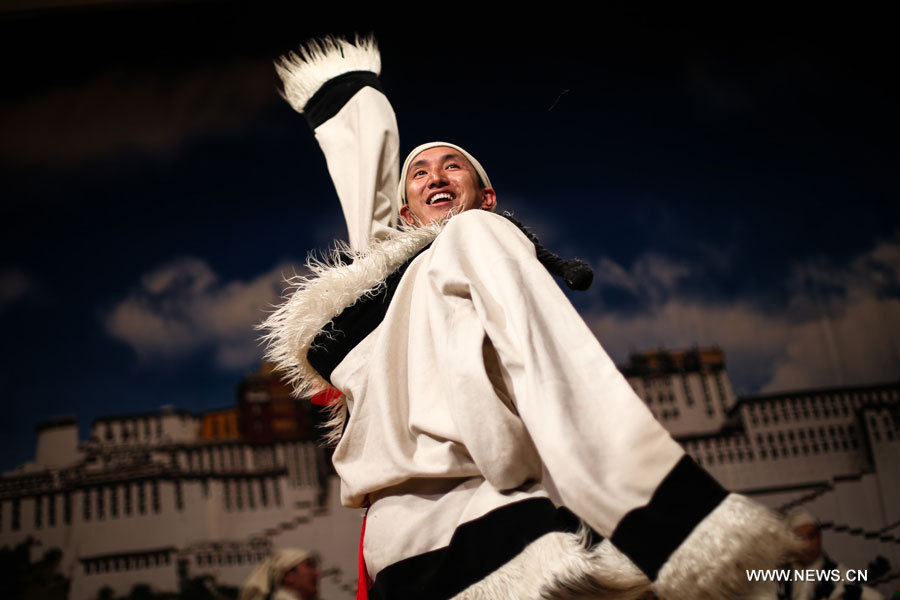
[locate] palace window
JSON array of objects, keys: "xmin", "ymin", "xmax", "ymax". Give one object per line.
[
  {"xmin": 151, "ymin": 481, "xmax": 160, "ymax": 513},
  {"xmin": 83, "ymin": 490, "xmax": 91, "ymax": 521},
  {"xmin": 34, "ymin": 495, "xmax": 42, "ymax": 529},
  {"xmin": 124, "ymin": 484, "xmax": 132, "ymax": 516},
  {"xmin": 259, "ymin": 479, "xmax": 268, "ymax": 507},
  {"xmin": 175, "ymin": 480, "xmax": 183, "ymax": 511},
  {"xmin": 715, "ymin": 373, "xmax": 727, "ymax": 405}
]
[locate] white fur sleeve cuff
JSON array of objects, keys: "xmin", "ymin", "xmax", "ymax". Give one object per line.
[
  {"xmin": 275, "ymin": 35, "xmax": 381, "ymax": 113},
  {"xmin": 654, "ymin": 493, "xmax": 801, "ymax": 600}
]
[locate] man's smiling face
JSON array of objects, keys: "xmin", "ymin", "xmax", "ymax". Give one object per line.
[{"xmin": 401, "ymin": 146, "xmax": 496, "ymax": 225}]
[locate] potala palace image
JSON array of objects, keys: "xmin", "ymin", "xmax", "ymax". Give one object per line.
[{"xmin": 2, "ymin": 352, "xmax": 898, "ymax": 598}]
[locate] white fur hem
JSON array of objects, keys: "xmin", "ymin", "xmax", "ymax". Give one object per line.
[
  {"xmin": 654, "ymin": 493, "xmax": 801, "ymax": 600},
  {"xmin": 453, "ymin": 529, "xmax": 650, "ymax": 600},
  {"xmin": 275, "ymin": 35, "xmax": 381, "ymax": 113}
]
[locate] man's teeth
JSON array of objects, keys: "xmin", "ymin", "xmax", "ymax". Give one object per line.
[{"xmin": 427, "ymin": 193, "xmax": 452, "ymax": 205}]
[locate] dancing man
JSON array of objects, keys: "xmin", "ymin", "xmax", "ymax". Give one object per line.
[{"xmin": 262, "ymin": 36, "xmax": 796, "ymax": 600}]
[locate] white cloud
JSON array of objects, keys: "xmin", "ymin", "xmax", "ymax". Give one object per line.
[
  {"xmin": 104, "ymin": 233, "xmax": 900, "ymax": 393},
  {"xmin": 593, "ymin": 253, "xmax": 692, "ymax": 307},
  {"xmin": 105, "ymin": 257, "xmax": 300, "ymax": 370},
  {"xmin": 585, "ymin": 232, "xmax": 900, "ymax": 394}
]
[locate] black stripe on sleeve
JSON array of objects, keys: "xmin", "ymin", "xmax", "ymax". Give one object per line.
[
  {"xmin": 610, "ymin": 455, "xmax": 728, "ymax": 580},
  {"xmin": 304, "ymin": 70, "xmax": 385, "ymax": 128},
  {"xmin": 369, "ymin": 498, "xmax": 591, "ymax": 600}
]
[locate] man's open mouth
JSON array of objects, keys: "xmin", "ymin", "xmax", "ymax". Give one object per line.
[{"xmin": 426, "ymin": 192, "xmax": 454, "ymax": 206}]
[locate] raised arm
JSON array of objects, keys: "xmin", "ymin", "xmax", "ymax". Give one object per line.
[{"xmin": 276, "ymin": 36, "xmax": 400, "ymax": 251}]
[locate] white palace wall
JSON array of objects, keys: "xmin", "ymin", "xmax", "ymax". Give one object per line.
[
  {"xmin": 3, "ymin": 362, "xmax": 897, "ymax": 599},
  {"xmin": 0, "ymin": 421, "xmax": 359, "ymax": 600}
]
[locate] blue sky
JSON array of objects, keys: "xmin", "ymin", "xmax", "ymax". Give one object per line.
[{"xmin": 1, "ymin": 6, "xmax": 898, "ymax": 472}]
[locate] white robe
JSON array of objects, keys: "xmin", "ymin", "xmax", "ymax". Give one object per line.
[{"xmin": 263, "ymin": 36, "xmax": 796, "ymax": 600}]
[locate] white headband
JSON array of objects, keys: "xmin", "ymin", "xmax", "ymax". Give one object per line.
[
  {"xmin": 240, "ymin": 548, "xmax": 311, "ymax": 600},
  {"xmin": 398, "ymin": 141, "xmax": 492, "ymax": 205},
  {"xmin": 786, "ymin": 508, "xmax": 818, "ymax": 530}
]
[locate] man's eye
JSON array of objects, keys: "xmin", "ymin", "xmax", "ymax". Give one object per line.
[{"xmin": 414, "ymin": 169, "xmax": 426, "ymax": 177}]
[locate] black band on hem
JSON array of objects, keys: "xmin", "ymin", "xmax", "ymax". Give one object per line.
[
  {"xmin": 610, "ymin": 455, "xmax": 728, "ymax": 580},
  {"xmin": 304, "ymin": 70, "xmax": 384, "ymax": 128},
  {"xmin": 369, "ymin": 498, "xmax": 591, "ymax": 600}
]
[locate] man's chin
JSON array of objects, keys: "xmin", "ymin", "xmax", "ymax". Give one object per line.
[{"xmin": 431, "ymin": 205, "xmax": 463, "ymax": 223}]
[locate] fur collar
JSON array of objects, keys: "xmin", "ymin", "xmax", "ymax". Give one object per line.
[{"xmin": 258, "ymin": 222, "xmax": 442, "ymax": 401}]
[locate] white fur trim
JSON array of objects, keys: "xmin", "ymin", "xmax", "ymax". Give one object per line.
[
  {"xmin": 453, "ymin": 528, "xmax": 650, "ymax": 600},
  {"xmin": 258, "ymin": 223, "xmax": 441, "ymax": 400},
  {"xmin": 275, "ymin": 35, "xmax": 381, "ymax": 113},
  {"xmin": 654, "ymin": 493, "xmax": 802, "ymax": 600}
]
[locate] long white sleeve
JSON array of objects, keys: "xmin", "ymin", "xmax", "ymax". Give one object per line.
[
  {"xmin": 275, "ymin": 36, "xmax": 400, "ymax": 250},
  {"xmin": 427, "ymin": 210, "xmax": 685, "ymax": 536},
  {"xmin": 313, "ymin": 88, "xmax": 400, "ymax": 250},
  {"xmin": 426, "ymin": 210, "xmax": 795, "ymax": 597}
]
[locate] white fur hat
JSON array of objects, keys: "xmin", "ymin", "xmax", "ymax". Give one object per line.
[
  {"xmin": 398, "ymin": 141, "xmax": 492, "ymax": 205},
  {"xmin": 785, "ymin": 508, "xmax": 819, "ymax": 530},
  {"xmin": 240, "ymin": 548, "xmax": 312, "ymax": 600}
]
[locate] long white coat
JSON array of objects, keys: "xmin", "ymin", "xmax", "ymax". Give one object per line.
[{"xmin": 263, "ymin": 36, "xmax": 796, "ymax": 600}]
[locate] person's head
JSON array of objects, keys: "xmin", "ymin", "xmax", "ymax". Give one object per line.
[
  {"xmin": 399, "ymin": 142, "xmax": 496, "ymax": 226},
  {"xmin": 239, "ymin": 548, "xmax": 319, "ymax": 600},
  {"xmin": 786, "ymin": 509, "xmax": 822, "ymax": 566},
  {"xmin": 281, "ymin": 555, "xmax": 320, "ymax": 600}
]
